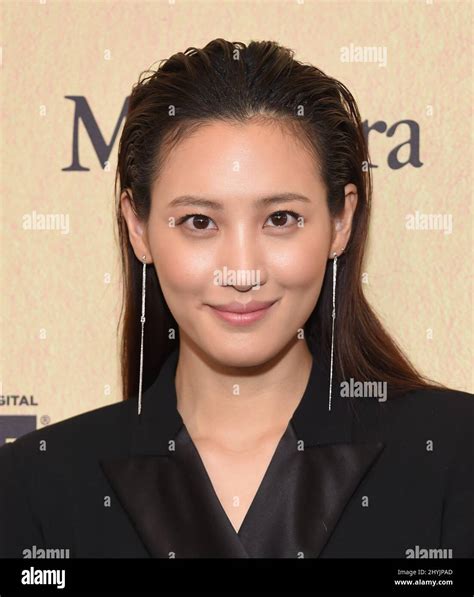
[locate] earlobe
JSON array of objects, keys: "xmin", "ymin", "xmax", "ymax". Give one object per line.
[{"xmin": 328, "ymin": 245, "xmax": 346, "ymax": 260}]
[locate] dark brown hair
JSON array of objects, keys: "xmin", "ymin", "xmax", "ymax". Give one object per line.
[{"xmin": 115, "ymin": 38, "xmax": 445, "ymax": 402}]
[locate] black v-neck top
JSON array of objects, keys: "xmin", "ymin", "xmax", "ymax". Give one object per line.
[
  {"xmin": 172, "ymin": 419, "xmax": 302, "ymax": 557},
  {"xmin": 0, "ymin": 348, "xmax": 473, "ymax": 558}
]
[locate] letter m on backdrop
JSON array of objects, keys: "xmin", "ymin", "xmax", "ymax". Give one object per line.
[{"xmin": 62, "ymin": 97, "xmax": 129, "ymax": 171}]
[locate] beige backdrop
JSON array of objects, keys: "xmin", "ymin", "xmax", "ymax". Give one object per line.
[{"xmin": 0, "ymin": 0, "xmax": 472, "ymax": 443}]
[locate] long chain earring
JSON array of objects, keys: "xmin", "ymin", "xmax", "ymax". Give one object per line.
[
  {"xmin": 137, "ymin": 255, "xmax": 147, "ymax": 416},
  {"xmin": 328, "ymin": 248, "xmax": 343, "ymax": 412}
]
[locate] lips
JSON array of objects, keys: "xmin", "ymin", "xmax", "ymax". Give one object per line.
[
  {"xmin": 208, "ymin": 301, "xmax": 278, "ymax": 327},
  {"xmin": 206, "ymin": 300, "xmax": 278, "ymax": 326},
  {"xmin": 208, "ymin": 300, "xmax": 277, "ymax": 314}
]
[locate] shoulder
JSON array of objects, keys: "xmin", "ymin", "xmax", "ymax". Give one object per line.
[
  {"xmin": 0, "ymin": 397, "xmax": 139, "ymax": 557},
  {"xmin": 351, "ymin": 385, "xmax": 474, "ymax": 455},
  {"xmin": 366, "ymin": 386, "xmax": 474, "ymax": 469},
  {"xmin": 381, "ymin": 386, "xmax": 474, "ymax": 430},
  {"xmin": 0, "ymin": 396, "xmax": 137, "ymax": 465}
]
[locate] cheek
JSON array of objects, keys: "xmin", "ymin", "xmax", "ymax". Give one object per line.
[
  {"xmin": 268, "ymin": 233, "xmax": 328, "ymax": 292},
  {"xmin": 150, "ymin": 233, "xmax": 213, "ymax": 296}
]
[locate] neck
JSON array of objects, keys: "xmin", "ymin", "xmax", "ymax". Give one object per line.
[{"xmin": 174, "ymin": 340, "xmax": 313, "ymax": 451}]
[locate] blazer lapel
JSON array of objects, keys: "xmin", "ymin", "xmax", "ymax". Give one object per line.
[
  {"xmin": 100, "ymin": 349, "xmax": 248, "ymax": 557},
  {"xmin": 287, "ymin": 356, "xmax": 386, "ymax": 557},
  {"xmin": 100, "ymin": 349, "xmax": 386, "ymax": 558},
  {"xmin": 235, "ymin": 356, "xmax": 386, "ymax": 558},
  {"xmin": 99, "ymin": 441, "xmax": 249, "ymax": 558}
]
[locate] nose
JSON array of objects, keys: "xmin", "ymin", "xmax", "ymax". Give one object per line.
[
  {"xmin": 217, "ymin": 224, "xmax": 266, "ymax": 290},
  {"xmin": 233, "ymin": 282, "xmax": 257, "ymax": 292}
]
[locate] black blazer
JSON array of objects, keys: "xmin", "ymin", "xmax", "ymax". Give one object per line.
[{"xmin": 1, "ymin": 349, "xmax": 473, "ymax": 559}]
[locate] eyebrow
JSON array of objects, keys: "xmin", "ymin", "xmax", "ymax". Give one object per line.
[{"xmin": 167, "ymin": 193, "xmax": 312, "ymax": 211}]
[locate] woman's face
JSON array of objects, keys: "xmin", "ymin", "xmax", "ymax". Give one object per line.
[{"xmin": 123, "ymin": 120, "xmax": 355, "ymax": 367}]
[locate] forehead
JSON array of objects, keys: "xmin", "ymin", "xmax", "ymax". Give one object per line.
[{"xmin": 152, "ymin": 120, "xmax": 325, "ymax": 204}]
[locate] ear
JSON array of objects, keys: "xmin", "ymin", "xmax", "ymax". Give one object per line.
[
  {"xmin": 329, "ymin": 183, "xmax": 358, "ymax": 258},
  {"xmin": 120, "ymin": 189, "xmax": 152, "ymax": 263}
]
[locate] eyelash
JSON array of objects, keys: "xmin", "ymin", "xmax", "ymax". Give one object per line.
[{"xmin": 175, "ymin": 210, "xmax": 302, "ymax": 232}]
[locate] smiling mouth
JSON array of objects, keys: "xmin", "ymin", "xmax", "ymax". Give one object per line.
[
  {"xmin": 208, "ymin": 299, "xmax": 278, "ymax": 314},
  {"xmin": 206, "ymin": 300, "xmax": 279, "ymax": 326}
]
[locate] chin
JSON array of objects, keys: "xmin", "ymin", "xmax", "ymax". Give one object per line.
[{"xmin": 202, "ymin": 343, "xmax": 282, "ymax": 370}]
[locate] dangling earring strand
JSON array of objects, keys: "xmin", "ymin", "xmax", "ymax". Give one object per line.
[
  {"xmin": 328, "ymin": 247, "xmax": 344, "ymax": 412},
  {"xmin": 137, "ymin": 255, "xmax": 147, "ymax": 416}
]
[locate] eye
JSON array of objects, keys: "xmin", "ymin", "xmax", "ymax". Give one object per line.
[
  {"xmin": 176, "ymin": 213, "xmax": 218, "ymax": 232},
  {"xmin": 264, "ymin": 210, "xmax": 302, "ymax": 228}
]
